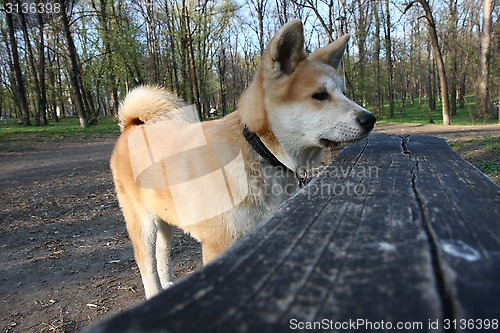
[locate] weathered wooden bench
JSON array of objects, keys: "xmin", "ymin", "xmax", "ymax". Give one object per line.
[{"xmin": 85, "ymin": 133, "xmax": 500, "ymax": 333}]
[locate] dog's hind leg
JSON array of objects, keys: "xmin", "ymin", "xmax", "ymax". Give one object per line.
[
  {"xmin": 124, "ymin": 207, "xmax": 162, "ymax": 299},
  {"xmin": 155, "ymin": 221, "xmax": 174, "ymax": 289}
]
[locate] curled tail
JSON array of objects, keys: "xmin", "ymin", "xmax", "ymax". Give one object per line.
[{"xmin": 118, "ymin": 86, "xmax": 196, "ymax": 131}]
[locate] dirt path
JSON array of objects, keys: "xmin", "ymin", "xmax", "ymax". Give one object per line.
[
  {"xmin": 0, "ymin": 139, "xmax": 202, "ymax": 333},
  {"xmin": 374, "ymin": 122, "xmax": 500, "ymax": 140},
  {"xmin": 1, "ymin": 123, "xmax": 498, "ymax": 333}
]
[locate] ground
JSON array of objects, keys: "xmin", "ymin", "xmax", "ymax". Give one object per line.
[
  {"xmin": 1, "ymin": 123, "xmax": 499, "ymax": 333},
  {"xmin": 0, "ymin": 139, "xmax": 203, "ymax": 333}
]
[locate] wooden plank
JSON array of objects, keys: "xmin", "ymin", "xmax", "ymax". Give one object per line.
[
  {"xmin": 84, "ymin": 134, "xmax": 500, "ymax": 333},
  {"xmin": 216, "ymin": 134, "xmax": 441, "ymax": 331},
  {"xmin": 405, "ymin": 135, "xmax": 500, "ymax": 325}
]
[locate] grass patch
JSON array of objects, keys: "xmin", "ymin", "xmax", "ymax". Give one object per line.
[
  {"xmin": 449, "ymin": 136, "xmax": 500, "ymax": 149},
  {"xmin": 374, "ymin": 96, "xmax": 498, "ymax": 125},
  {"xmin": 449, "ymin": 136, "xmax": 500, "ymax": 183},
  {"xmin": 476, "ymin": 162, "xmax": 500, "ymax": 182},
  {"xmin": 0, "ymin": 116, "xmax": 120, "ymax": 152}
]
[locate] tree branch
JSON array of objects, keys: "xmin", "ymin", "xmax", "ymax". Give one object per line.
[{"xmin": 403, "ymin": 1, "xmax": 416, "ymax": 15}]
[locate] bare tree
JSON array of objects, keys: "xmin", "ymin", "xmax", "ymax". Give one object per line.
[
  {"xmin": 59, "ymin": 0, "xmax": 88, "ymax": 127},
  {"xmin": 384, "ymin": 0, "xmax": 395, "ymax": 118},
  {"xmin": 36, "ymin": 3, "xmax": 48, "ymax": 125},
  {"xmin": 218, "ymin": 46, "xmax": 227, "ymax": 117},
  {"xmin": 17, "ymin": 0, "xmax": 48, "ymax": 125},
  {"xmin": 447, "ymin": 0, "xmax": 458, "ymax": 116},
  {"xmin": 91, "ymin": 0, "xmax": 120, "ymax": 116},
  {"xmin": 291, "ymin": 0, "xmax": 335, "ymax": 42},
  {"xmin": 249, "ymin": 0, "xmax": 269, "ymax": 55},
  {"xmin": 3, "ymin": 0, "xmax": 31, "ymax": 125},
  {"xmin": 354, "ymin": 0, "xmax": 371, "ymax": 105},
  {"xmin": 275, "ymin": 0, "xmax": 288, "ymax": 26},
  {"xmin": 404, "ymin": 0, "xmax": 451, "ymax": 125},
  {"xmin": 142, "ymin": 0, "xmax": 160, "ymax": 83},
  {"xmin": 183, "ymin": 0, "xmax": 202, "ymax": 120},
  {"xmin": 372, "ymin": 0, "xmax": 382, "ymax": 116},
  {"xmin": 476, "ymin": 0, "xmax": 493, "ymax": 118}
]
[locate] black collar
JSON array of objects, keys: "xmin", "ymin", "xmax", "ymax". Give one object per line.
[
  {"xmin": 243, "ymin": 125, "xmax": 287, "ymax": 168},
  {"xmin": 243, "ymin": 125, "xmax": 308, "ymax": 187}
]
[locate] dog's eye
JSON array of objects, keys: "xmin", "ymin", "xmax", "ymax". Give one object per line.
[{"xmin": 312, "ymin": 91, "xmax": 329, "ymax": 101}]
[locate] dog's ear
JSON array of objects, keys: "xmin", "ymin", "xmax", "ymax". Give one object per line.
[
  {"xmin": 265, "ymin": 19, "xmax": 306, "ymax": 76},
  {"xmin": 309, "ymin": 34, "xmax": 350, "ymax": 70}
]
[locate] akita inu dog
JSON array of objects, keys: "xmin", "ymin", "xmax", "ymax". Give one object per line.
[{"xmin": 111, "ymin": 20, "xmax": 376, "ymax": 299}]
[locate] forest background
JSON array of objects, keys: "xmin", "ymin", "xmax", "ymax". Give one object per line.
[{"xmin": 0, "ymin": 0, "xmax": 498, "ymax": 128}]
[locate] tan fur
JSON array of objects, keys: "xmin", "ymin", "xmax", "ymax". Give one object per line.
[{"xmin": 111, "ymin": 20, "xmax": 375, "ymax": 299}]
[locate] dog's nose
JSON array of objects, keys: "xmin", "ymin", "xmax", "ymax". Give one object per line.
[{"xmin": 356, "ymin": 112, "xmax": 376, "ymax": 131}]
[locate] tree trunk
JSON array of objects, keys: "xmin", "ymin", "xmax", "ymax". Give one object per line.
[
  {"xmin": 47, "ymin": 59, "xmax": 59, "ymax": 122},
  {"xmin": 448, "ymin": 0, "xmax": 458, "ymax": 116},
  {"xmin": 4, "ymin": 0, "xmax": 31, "ymax": 125},
  {"xmin": 218, "ymin": 46, "xmax": 227, "ymax": 117},
  {"xmin": 83, "ymin": 83, "xmax": 97, "ymax": 123},
  {"xmin": 37, "ymin": 7, "xmax": 48, "ymax": 125},
  {"xmin": 355, "ymin": 0, "xmax": 369, "ymax": 106},
  {"xmin": 163, "ymin": 3, "xmax": 180, "ymax": 95},
  {"xmin": 301, "ymin": 0, "xmax": 334, "ymax": 42},
  {"xmin": 183, "ymin": 0, "xmax": 202, "ymax": 120},
  {"xmin": 426, "ymin": 43, "xmax": 435, "ymax": 112},
  {"xmin": 56, "ymin": 57, "xmax": 66, "ymax": 118},
  {"xmin": 432, "ymin": 59, "xmax": 437, "ymax": 112},
  {"xmin": 143, "ymin": 0, "xmax": 160, "ymax": 83},
  {"xmin": 252, "ymin": 0, "xmax": 267, "ymax": 55},
  {"xmin": 60, "ymin": 0, "xmax": 88, "ymax": 128},
  {"xmin": 427, "ymin": 13, "xmax": 451, "ymax": 125},
  {"xmin": 477, "ymin": 0, "xmax": 493, "ymax": 118},
  {"xmin": 406, "ymin": 0, "xmax": 450, "ymax": 125},
  {"xmin": 372, "ymin": 0, "xmax": 382, "ymax": 116},
  {"xmin": 18, "ymin": 1, "xmax": 42, "ymax": 125},
  {"xmin": 276, "ymin": 0, "xmax": 288, "ymax": 26},
  {"xmin": 459, "ymin": 6, "xmax": 476, "ymax": 110},
  {"xmin": 384, "ymin": 0, "xmax": 395, "ymax": 118},
  {"xmin": 91, "ymin": 0, "xmax": 119, "ymax": 117}
]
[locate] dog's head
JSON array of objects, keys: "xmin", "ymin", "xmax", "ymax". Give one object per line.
[{"xmin": 240, "ymin": 20, "xmax": 376, "ymax": 168}]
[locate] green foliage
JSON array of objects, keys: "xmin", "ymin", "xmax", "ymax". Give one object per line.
[
  {"xmin": 0, "ymin": 117, "xmax": 120, "ymax": 151},
  {"xmin": 476, "ymin": 162, "xmax": 500, "ymax": 183},
  {"xmin": 375, "ymin": 96, "xmax": 498, "ymax": 125},
  {"xmin": 450, "ymin": 136, "xmax": 500, "ymax": 152},
  {"xmin": 449, "ymin": 136, "xmax": 500, "ymax": 183}
]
